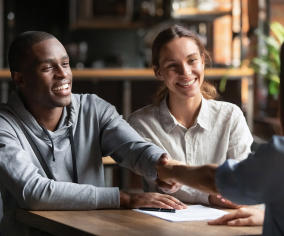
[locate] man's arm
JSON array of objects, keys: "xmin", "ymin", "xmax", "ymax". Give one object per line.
[
  {"xmin": 0, "ymin": 127, "xmax": 121, "ymax": 210},
  {"xmin": 158, "ymin": 136, "xmax": 284, "ymax": 205},
  {"xmin": 98, "ymin": 101, "xmax": 164, "ymax": 179},
  {"xmin": 157, "ymin": 161, "xmax": 218, "ymax": 195},
  {"xmin": 96, "ymin": 101, "xmax": 188, "ymax": 209},
  {"xmin": 0, "ymin": 128, "xmax": 186, "ymax": 210}
]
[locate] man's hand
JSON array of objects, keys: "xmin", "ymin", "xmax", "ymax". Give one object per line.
[
  {"xmin": 208, "ymin": 194, "xmax": 240, "ymax": 209},
  {"xmin": 156, "ymin": 178, "xmax": 182, "ymax": 194},
  {"xmin": 156, "ymin": 154, "xmax": 184, "ymax": 190},
  {"xmin": 208, "ymin": 207, "xmax": 264, "ymax": 226},
  {"xmin": 156, "ymin": 154, "xmax": 218, "ymax": 194},
  {"xmin": 120, "ymin": 191, "xmax": 187, "ymax": 209}
]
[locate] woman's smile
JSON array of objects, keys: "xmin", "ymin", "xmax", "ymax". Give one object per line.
[{"xmin": 176, "ymin": 79, "xmax": 197, "ymax": 88}]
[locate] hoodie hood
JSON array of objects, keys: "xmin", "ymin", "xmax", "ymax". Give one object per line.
[{"xmin": 6, "ymin": 92, "xmax": 79, "ymax": 140}]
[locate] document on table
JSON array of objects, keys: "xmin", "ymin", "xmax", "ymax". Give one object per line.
[{"xmin": 133, "ymin": 205, "xmax": 228, "ymax": 222}]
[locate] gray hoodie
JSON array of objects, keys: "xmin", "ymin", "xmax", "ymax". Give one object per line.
[{"xmin": 0, "ymin": 92, "xmax": 164, "ymax": 235}]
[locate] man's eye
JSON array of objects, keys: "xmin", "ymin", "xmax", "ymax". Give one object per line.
[
  {"xmin": 42, "ymin": 66, "xmax": 53, "ymax": 71},
  {"xmin": 166, "ymin": 64, "xmax": 177, "ymax": 69}
]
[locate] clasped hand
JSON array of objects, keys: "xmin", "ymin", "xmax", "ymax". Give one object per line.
[
  {"xmin": 156, "ymin": 154, "xmax": 241, "ymax": 210},
  {"xmin": 156, "ymin": 154, "xmax": 184, "ymax": 193}
]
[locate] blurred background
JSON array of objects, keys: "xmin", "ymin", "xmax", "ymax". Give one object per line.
[{"xmin": 0, "ymin": 0, "xmax": 283, "ymax": 191}]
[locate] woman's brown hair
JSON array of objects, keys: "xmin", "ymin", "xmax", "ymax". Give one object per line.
[{"xmin": 152, "ymin": 24, "xmax": 218, "ymax": 104}]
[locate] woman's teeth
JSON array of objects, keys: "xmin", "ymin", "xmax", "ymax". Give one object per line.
[{"xmin": 180, "ymin": 79, "xmax": 195, "ymax": 86}]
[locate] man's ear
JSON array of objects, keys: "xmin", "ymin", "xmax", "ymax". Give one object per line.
[
  {"xmin": 11, "ymin": 72, "xmax": 24, "ymax": 87},
  {"xmin": 154, "ymin": 66, "xmax": 163, "ymax": 81}
]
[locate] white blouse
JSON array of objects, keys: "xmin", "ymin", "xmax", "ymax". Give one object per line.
[{"xmin": 128, "ymin": 97, "xmax": 253, "ymax": 204}]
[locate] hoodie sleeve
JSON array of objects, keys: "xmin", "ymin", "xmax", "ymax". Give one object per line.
[
  {"xmin": 96, "ymin": 98, "xmax": 166, "ymax": 179},
  {"xmin": 0, "ymin": 122, "xmax": 119, "ymax": 210}
]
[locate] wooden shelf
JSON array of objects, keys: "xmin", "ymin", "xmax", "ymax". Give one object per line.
[
  {"xmin": 0, "ymin": 67, "xmax": 254, "ymax": 80},
  {"xmin": 172, "ymin": 8, "xmax": 231, "ymax": 20}
]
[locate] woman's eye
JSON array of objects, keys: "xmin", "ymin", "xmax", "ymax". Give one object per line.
[
  {"xmin": 189, "ymin": 58, "xmax": 200, "ymax": 64},
  {"xmin": 62, "ymin": 62, "xmax": 70, "ymax": 67}
]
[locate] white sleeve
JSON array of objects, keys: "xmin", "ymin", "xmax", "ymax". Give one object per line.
[{"xmin": 227, "ymin": 106, "xmax": 253, "ymax": 161}]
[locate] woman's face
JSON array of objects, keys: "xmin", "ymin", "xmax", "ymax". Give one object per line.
[{"xmin": 156, "ymin": 37, "xmax": 205, "ymax": 101}]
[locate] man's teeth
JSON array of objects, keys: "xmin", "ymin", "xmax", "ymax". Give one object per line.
[
  {"xmin": 53, "ymin": 84, "xmax": 69, "ymax": 91},
  {"xmin": 180, "ymin": 80, "xmax": 195, "ymax": 86}
]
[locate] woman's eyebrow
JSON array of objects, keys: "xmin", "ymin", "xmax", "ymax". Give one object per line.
[{"xmin": 186, "ymin": 53, "xmax": 199, "ymax": 58}]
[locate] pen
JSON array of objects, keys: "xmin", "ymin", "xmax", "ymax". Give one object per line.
[{"xmin": 138, "ymin": 207, "xmax": 176, "ymax": 213}]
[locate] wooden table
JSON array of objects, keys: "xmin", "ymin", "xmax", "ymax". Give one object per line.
[{"xmin": 16, "ymin": 208, "xmax": 262, "ymax": 236}]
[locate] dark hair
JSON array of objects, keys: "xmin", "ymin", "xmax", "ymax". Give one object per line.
[
  {"xmin": 151, "ymin": 24, "xmax": 218, "ymax": 104},
  {"xmin": 280, "ymin": 43, "xmax": 284, "ymax": 134},
  {"xmin": 8, "ymin": 31, "xmax": 55, "ymax": 72}
]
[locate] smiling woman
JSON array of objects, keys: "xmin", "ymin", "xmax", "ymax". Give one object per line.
[
  {"xmin": 152, "ymin": 25, "xmax": 217, "ymax": 107},
  {"xmin": 128, "ymin": 25, "xmax": 253, "ymax": 211}
]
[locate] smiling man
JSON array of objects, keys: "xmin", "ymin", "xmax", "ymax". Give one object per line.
[{"xmin": 0, "ymin": 31, "xmax": 186, "ymax": 236}]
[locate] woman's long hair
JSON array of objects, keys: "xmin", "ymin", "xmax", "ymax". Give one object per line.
[{"xmin": 152, "ymin": 24, "xmax": 218, "ymax": 105}]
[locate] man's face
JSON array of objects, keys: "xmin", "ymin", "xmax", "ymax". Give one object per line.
[{"xmin": 16, "ymin": 38, "xmax": 72, "ymax": 111}]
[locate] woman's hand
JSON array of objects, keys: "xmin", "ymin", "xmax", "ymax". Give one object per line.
[
  {"xmin": 208, "ymin": 207, "xmax": 264, "ymax": 226},
  {"xmin": 208, "ymin": 194, "xmax": 240, "ymax": 209}
]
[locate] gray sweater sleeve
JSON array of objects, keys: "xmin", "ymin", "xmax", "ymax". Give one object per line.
[
  {"xmin": 97, "ymin": 101, "xmax": 166, "ymax": 179},
  {"xmin": 0, "ymin": 127, "xmax": 119, "ymax": 210}
]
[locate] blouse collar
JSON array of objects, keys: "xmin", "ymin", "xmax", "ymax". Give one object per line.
[{"xmin": 158, "ymin": 96, "xmax": 212, "ymax": 133}]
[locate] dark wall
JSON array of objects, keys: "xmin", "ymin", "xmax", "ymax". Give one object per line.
[
  {"xmin": 67, "ymin": 29, "xmax": 145, "ymax": 68},
  {"xmin": 4, "ymin": 0, "xmax": 69, "ymax": 66},
  {"xmin": 3, "ymin": 0, "xmax": 147, "ymax": 68}
]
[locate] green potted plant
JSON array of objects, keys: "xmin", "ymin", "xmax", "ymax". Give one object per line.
[{"xmin": 252, "ymin": 22, "xmax": 284, "ymax": 98}]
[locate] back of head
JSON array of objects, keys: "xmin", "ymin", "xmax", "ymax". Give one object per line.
[
  {"xmin": 8, "ymin": 31, "xmax": 55, "ymax": 72},
  {"xmin": 280, "ymin": 43, "xmax": 284, "ymax": 134}
]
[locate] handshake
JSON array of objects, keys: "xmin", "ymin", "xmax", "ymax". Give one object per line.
[
  {"xmin": 156, "ymin": 154, "xmax": 239, "ymax": 209},
  {"xmin": 156, "ymin": 153, "xmax": 218, "ymax": 194}
]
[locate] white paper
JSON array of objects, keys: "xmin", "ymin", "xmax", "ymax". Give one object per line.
[{"xmin": 133, "ymin": 205, "xmax": 228, "ymax": 222}]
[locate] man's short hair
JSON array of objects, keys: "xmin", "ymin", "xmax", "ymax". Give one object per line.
[{"xmin": 8, "ymin": 31, "xmax": 55, "ymax": 72}]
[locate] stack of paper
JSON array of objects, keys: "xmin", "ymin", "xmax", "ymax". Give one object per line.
[{"xmin": 133, "ymin": 205, "xmax": 228, "ymax": 222}]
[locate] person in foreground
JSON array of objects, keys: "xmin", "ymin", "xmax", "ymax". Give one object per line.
[
  {"xmin": 128, "ymin": 25, "xmax": 253, "ymax": 209},
  {"xmin": 157, "ymin": 135, "xmax": 284, "ymax": 235},
  {"xmin": 0, "ymin": 31, "xmax": 186, "ymax": 235},
  {"xmin": 208, "ymin": 41, "xmax": 284, "ymax": 229}
]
